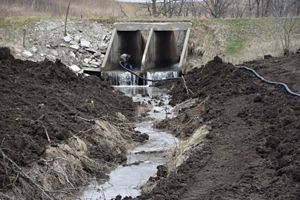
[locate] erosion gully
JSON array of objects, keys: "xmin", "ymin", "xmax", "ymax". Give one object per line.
[{"xmin": 79, "ymin": 71, "xmax": 179, "ymax": 200}]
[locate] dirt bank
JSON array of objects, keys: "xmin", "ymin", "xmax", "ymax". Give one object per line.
[
  {"xmin": 0, "ymin": 47, "xmax": 137, "ymax": 199},
  {"xmin": 139, "ymin": 55, "xmax": 300, "ymax": 200},
  {"xmin": 245, "ymin": 53, "xmax": 300, "ymax": 92}
]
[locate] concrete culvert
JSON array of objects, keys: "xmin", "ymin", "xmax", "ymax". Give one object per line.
[{"xmin": 102, "ymin": 22, "xmax": 192, "ymax": 74}]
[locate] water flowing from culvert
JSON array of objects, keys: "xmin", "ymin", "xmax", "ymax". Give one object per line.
[
  {"xmin": 107, "ymin": 70, "xmax": 179, "ymax": 86},
  {"xmin": 79, "ymin": 71, "xmax": 179, "ymax": 200}
]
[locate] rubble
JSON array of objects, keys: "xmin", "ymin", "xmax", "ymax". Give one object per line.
[{"xmin": 14, "ymin": 20, "xmax": 112, "ymax": 72}]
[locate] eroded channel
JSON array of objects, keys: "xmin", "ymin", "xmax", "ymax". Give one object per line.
[{"xmin": 80, "ymin": 86, "xmax": 178, "ymax": 200}]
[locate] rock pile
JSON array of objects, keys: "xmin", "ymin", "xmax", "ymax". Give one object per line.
[{"xmin": 13, "ymin": 20, "xmax": 112, "ymax": 73}]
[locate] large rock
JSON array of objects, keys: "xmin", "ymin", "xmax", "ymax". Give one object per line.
[
  {"xmin": 63, "ymin": 35, "xmax": 72, "ymax": 43},
  {"xmin": 80, "ymin": 39, "xmax": 91, "ymax": 48},
  {"xmin": 70, "ymin": 44, "xmax": 80, "ymax": 50},
  {"xmin": 22, "ymin": 50, "xmax": 33, "ymax": 58},
  {"xmin": 68, "ymin": 65, "xmax": 81, "ymax": 73}
]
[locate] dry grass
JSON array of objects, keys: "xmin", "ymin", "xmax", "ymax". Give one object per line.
[{"xmin": 0, "ymin": 0, "xmax": 147, "ymax": 19}]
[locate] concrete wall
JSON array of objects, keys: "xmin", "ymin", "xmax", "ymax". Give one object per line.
[{"xmin": 102, "ymin": 22, "xmax": 191, "ymax": 72}]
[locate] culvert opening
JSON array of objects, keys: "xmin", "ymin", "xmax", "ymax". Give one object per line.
[
  {"xmin": 117, "ymin": 31, "xmax": 145, "ymax": 70},
  {"xmin": 154, "ymin": 31, "xmax": 179, "ymax": 69}
]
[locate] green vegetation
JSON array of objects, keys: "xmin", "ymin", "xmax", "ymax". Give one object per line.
[
  {"xmin": 225, "ymin": 37, "xmax": 248, "ymax": 54},
  {"xmin": 0, "ymin": 18, "xmax": 35, "ymax": 28}
]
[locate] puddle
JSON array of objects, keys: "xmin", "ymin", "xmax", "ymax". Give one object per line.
[{"xmin": 79, "ymin": 86, "xmax": 178, "ymax": 200}]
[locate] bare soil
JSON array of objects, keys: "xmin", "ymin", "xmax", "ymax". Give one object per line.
[
  {"xmin": 245, "ymin": 54, "xmax": 300, "ymax": 92},
  {"xmin": 139, "ymin": 55, "xmax": 300, "ymax": 200},
  {"xmin": 0, "ymin": 47, "xmax": 136, "ymax": 192}
]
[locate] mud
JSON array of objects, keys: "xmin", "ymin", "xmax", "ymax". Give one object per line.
[
  {"xmin": 139, "ymin": 55, "xmax": 300, "ymax": 199},
  {"xmin": 0, "ymin": 47, "xmax": 136, "ymax": 195}
]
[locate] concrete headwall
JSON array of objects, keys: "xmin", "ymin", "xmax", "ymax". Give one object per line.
[{"xmin": 102, "ymin": 22, "xmax": 191, "ymax": 72}]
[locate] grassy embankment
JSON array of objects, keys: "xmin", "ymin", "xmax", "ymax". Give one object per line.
[{"xmin": 187, "ymin": 17, "xmax": 300, "ymax": 69}]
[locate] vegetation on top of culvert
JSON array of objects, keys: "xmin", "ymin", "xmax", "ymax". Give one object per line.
[
  {"xmin": 0, "ymin": 18, "xmax": 37, "ymax": 28},
  {"xmin": 225, "ymin": 37, "xmax": 248, "ymax": 55}
]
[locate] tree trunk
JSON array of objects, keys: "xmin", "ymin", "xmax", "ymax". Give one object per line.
[
  {"xmin": 255, "ymin": 0, "xmax": 261, "ymax": 17},
  {"xmin": 152, "ymin": 0, "xmax": 157, "ymax": 17}
]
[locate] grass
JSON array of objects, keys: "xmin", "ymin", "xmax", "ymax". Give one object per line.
[
  {"xmin": 225, "ymin": 37, "xmax": 248, "ymax": 54},
  {"xmin": 0, "ymin": 18, "xmax": 37, "ymax": 28}
]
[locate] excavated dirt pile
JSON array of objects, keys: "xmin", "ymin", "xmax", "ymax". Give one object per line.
[
  {"xmin": 140, "ymin": 56, "xmax": 300, "ymax": 200},
  {"xmin": 0, "ymin": 47, "xmax": 136, "ymax": 193}
]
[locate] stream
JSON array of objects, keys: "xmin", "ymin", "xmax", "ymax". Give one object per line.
[{"xmin": 79, "ymin": 86, "xmax": 178, "ymax": 200}]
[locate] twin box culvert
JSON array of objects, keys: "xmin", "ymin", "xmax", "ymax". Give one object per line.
[{"xmin": 101, "ymin": 22, "xmax": 192, "ymax": 73}]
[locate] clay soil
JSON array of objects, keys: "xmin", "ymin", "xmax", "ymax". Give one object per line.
[
  {"xmin": 0, "ymin": 48, "xmax": 136, "ymax": 191},
  {"xmin": 139, "ymin": 55, "xmax": 300, "ymax": 200}
]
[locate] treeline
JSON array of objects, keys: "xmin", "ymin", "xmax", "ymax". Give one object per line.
[
  {"xmin": 146, "ymin": 0, "xmax": 300, "ymax": 18},
  {"xmin": 1, "ymin": 0, "xmax": 299, "ymax": 18}
]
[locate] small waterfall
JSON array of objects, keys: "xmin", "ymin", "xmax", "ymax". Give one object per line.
[
  {"xmin": 107, "ymin": 71, "xmax": 138, "ymax": 86},
  {"xmin": 107, "ymin": 70, "xmax": 179, "ymax": 86},
  {"xmin": 146, "ymin": 71, "xmax": 179, "ymax": 86}
]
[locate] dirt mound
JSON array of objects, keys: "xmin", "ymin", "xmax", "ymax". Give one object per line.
[
  {"xmin": 0, "ymin": 47, "xmax": 135, "ymax": 191},
  {"xmin": 140, "ymin": 56, "xmax": 300, "ymax": 199},
  {"xmin": 245, "ymin": 54, "xmax": 300, "ymax": 92}
]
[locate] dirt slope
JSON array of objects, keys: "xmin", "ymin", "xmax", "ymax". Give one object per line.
[
  {"xmin": 245, "ymin": 54, "xmax": 300, "ymax": 92},
  {"xmin": 139, "ymin": 55, "xmax": 300, "ymax": 200},
  {"xmin": 0, "ymin": 47, "xmax": 135, "ymax": 192}
]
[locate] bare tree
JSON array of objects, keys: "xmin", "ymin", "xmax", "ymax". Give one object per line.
[
  {"xmin": 152, "ymin": 0, "xmax": 158, "ymax": 16},
  {"xmin": 271, "ymin": 0, "xmax": 294, "ymax": 17},
  {"xmin": 230, "ymin": 0, "xmax": 247, "ymax": 18},
  {"xmin": 117, "ymin": 2, "xmax": 128, "ymax": 17},
  {"xmin": 279, "ymin": 17, "xmax": 296, "ymax": 55},
  {"xmin": 202, "ymin": 0, "xmax": 234, "ymax": 18},
  {"xmin": 64, "ymin": 0, "xmax": 72, "ymax": 36},
  {"xmin": 295, "ymin": 0, "xmax": 300, "ymax": 15}
]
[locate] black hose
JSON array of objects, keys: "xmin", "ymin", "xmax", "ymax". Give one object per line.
[
  {"xmin": 119, "ymin": 62, "xmax": 181, "ymax": 82},
  {"xmin": 235, "ymin": 64, "xmax": 300, "ymax": 98},
  {"xmin": 119, "ymin": 62, "xmax": 299, "ymax": 98}
]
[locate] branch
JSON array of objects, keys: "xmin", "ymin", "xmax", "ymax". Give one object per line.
[
  {"xmin": 0, "ymin": 191, "xmax": 14, "ymax": 200},
  {"xmin": 181, "ymin": 76, "xmax": 194, "ymax": 96},
  {"xmin": 118, "ymin": 2, "xmax": 128, "ymax": 17},
  {"xmin": 0, "ymin": 148, "xmax": 56, "ymax": 200}
]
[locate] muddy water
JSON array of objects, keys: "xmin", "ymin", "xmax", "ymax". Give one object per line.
[{"xmin": 79, "ymin": 86, "xmax": 178, "ymax": 200}]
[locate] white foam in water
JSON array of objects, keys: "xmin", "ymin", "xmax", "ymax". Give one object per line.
[
  {"xmin": 146, "ymin": 71, "xmax": 179, "ymax": 85},
  {"xmin": 107, "ymin": 70, "xmax": 178, "ymax": 86}
]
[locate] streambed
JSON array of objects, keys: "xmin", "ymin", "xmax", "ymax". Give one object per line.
[{"xmin": 79, "ymin": 87, "xmax": 178, "ymax": 200}]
